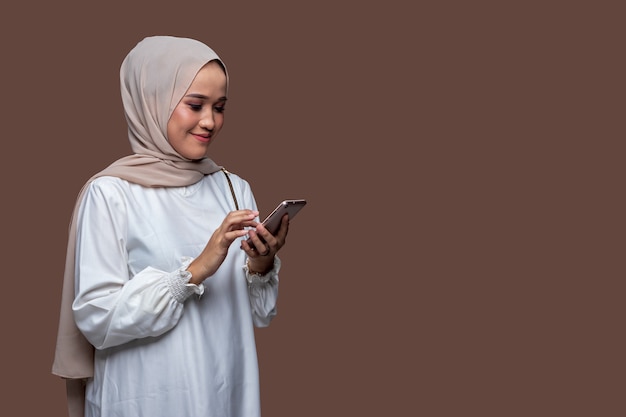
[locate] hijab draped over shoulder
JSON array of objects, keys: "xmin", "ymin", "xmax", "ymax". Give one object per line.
[{"xmin": 52, "ymin": 35, "xmax": 227, "ymax": 416}]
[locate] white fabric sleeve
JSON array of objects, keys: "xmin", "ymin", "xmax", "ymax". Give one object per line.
[
  {"xmin": 74, "ymin": 258, "xmax": 204, "ymax": 350},
  {"xmin": 243, "ymin": 256, "xmax": 280, "ymax": 327},
  {"xmin": 230, "ymin": 174, "xmax": 281, "ymax": 327},
  {"xmin": 71, "ymin": 180, "xmax": 203, "ymax": 350}
]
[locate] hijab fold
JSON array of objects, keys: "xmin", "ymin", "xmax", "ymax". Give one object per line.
[{"xmin": 51, "ymin": 36, "xmax": 227, "ymax": 416}]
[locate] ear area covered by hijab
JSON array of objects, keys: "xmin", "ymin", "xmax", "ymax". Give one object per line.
[
  {"xmin": 52, "ymin": 35, "xmax": 229, "ymax": 417},
  {"xmin": 116, "ymin": 35, "xmax": 228, "ymax": 184}
]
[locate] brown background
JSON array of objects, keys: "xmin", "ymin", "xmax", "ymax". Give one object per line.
[{"xmin": 1, "ymin": 1, "xmax": 623, "ymax": 416}]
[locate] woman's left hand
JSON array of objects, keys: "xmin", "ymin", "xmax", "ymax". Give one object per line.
[{"xmin": 241, "ymin": 214, "xmax": 289, "ymax": 274}]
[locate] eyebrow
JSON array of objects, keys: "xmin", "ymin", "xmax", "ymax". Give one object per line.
[{"xmin": 185, "ymin": 93, "xmax": 228, "ymax": 101}]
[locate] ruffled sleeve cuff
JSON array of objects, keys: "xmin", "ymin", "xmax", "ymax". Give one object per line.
[
  {"xmin": 243, "ymin": 256, "xmax": 281, "ymax": 287},
  {"xmin": 165, "ymin": 257, "xmax": 205, "ymax": 303}
]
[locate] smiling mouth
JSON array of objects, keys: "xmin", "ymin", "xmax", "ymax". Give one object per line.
[{"xmin": 192, "ymin": 133, "xmax": 211, "ymax": 142}]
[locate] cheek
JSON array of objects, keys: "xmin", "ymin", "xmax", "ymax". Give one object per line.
[
  {"xmin": 215, "ymin": 114, "xmax": 226, "ymax": 130},
  {"xmin": 167, "ymin": 111, "xmax": 190, "ymax": 136}
]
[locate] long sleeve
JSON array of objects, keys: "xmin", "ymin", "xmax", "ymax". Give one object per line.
[
  {"xmin": 74, "ymin": 259, "xmax": 203, "ymax": 349},
  {"xmin": 72, "ymin": 180, "xmax": 202, "ymax": 350},
  {"xmin": 244, "ymin": 256, "xmax": 280, "ymax": 327},
  {"xmin": 229, "ymin": 176, "xmax": 281, "ymax": 327}
]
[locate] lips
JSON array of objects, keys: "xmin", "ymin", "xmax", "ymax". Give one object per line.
[{"xmin": 192, "ymin": 133, "xmax": 211, "ymax": 143}]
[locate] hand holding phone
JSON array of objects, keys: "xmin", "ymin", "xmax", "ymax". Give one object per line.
[
  {"xmin": 260, "ymin": 199, "xmax": 307, "ymax": 235},
  {"xmin": 246, "ymin": 199, "xmax": 307, "ymax": 245}
]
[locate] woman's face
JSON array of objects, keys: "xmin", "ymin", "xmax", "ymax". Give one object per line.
[{"xmin": 167, "ymin": 61, "xmax": 227, "ymax": 160}]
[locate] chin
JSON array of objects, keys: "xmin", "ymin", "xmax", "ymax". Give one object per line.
[
  {"xmin": 181, "ymin": 148, "xmax": 210, "ymax": 161},
  {"xmin": 184, "ymin": 153, "xmax": 206, "ymax": 161}
]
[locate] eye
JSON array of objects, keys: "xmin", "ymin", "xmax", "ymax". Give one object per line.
[
  {"xmin": 189, "ymin": 103, "xmax": 202, "ymax": 111},
  {"xmin": 214, "ymin": 106, "xmax": 226, "ymax": 114}
]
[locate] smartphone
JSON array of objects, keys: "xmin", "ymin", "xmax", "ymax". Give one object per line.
[
  {"xmin": 260, "ymin": 199, "xmax": 307, "ymax": 235},
  {"xmin": 247, "ymin": 199, "xmax": 307, "ymax": 245}
]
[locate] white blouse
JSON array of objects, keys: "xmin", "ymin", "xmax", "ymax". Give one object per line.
[{"xmin": 72, "ymin": 172, "xmax": 279, "ymax": 417}]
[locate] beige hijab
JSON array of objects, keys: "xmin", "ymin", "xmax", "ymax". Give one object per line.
[{"xmin": 52, "ymin": 36, "xmax": 227, "ymax": 415}]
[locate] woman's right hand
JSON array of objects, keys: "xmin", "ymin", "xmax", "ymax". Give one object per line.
[{"xmin": 185, "ymin": 209, "xmax": 259, "ymax": 284}]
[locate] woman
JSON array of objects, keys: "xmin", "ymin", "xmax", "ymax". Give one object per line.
[{"xmin": 52, "ymin": 35, "xmax": 287, "ymax": 417}]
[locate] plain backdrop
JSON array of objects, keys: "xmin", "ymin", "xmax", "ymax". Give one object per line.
[{"xmin": 1, "ymin": 1, "xmax": 623, "ymax": 416}]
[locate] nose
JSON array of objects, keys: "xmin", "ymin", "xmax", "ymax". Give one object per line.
[{"xmin": 199, "ymin": 113, "xmax": 215, "ymax": 130}]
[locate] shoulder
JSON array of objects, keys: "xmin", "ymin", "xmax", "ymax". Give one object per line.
[
  {"xmin": 86, "ymin": 176, "xmax": 134, "ymax": 196},
  {"xmin": 81, "ymin": 176, "xmax": 144, "ymax": 211},
  {"xmin": 75, "ymin": 177, "xmax": 135, "ymax": 222},
  {"xmin": 206, "ymin": 169, "xmax": 256, "ymax": 209},
  {"xmin": 210, "ymin": 169, "xmax": 251, "ymax": 191}
]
